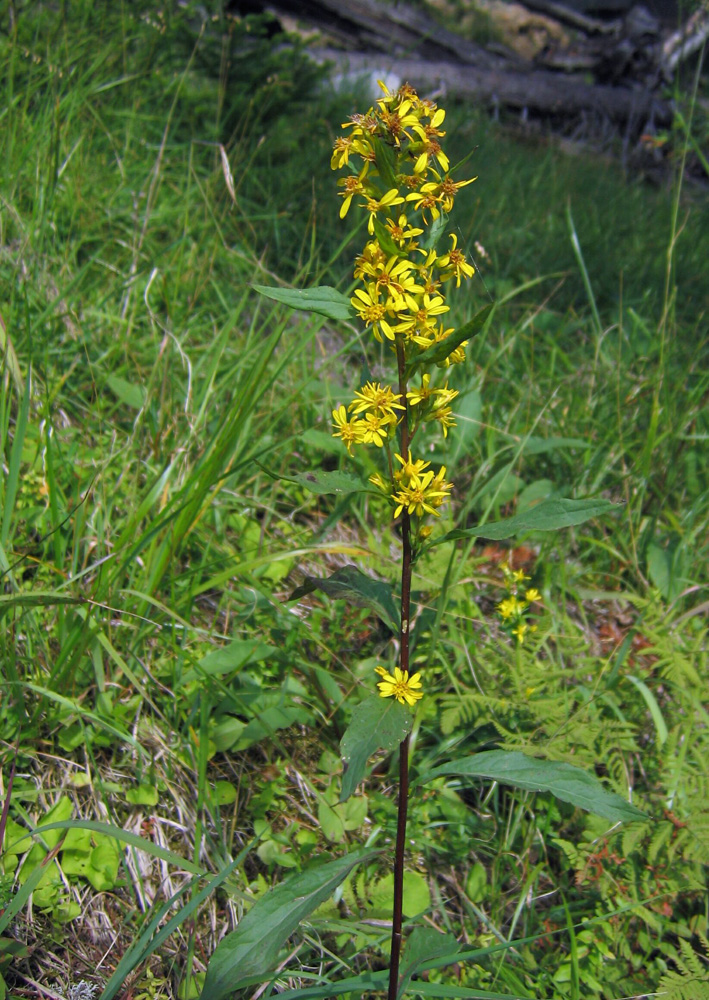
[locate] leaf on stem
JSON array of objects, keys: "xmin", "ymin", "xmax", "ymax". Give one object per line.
[
  {"xmin": 289, "ymin": 566, "xmax": 399, "ymax": 634},
  {"xmin": 397, "ymin": 927, "xmax": 460, "ymax": 1000},
  {"xmin": 405, "ymin": 303, "xmax": 494, "ymax": 375},
  {"xmin": 277, "ymin": 469, "xmax": 371, "ymax": 495},
  {"xmin": 420, "ymin": 750, "xmax": 645, "ymax": 823},
  {"xmin": 428, "ymin": 496, "xmax": 620, "ymax": 548},
  {"xmin": 252, "ymin": 284, "xmax": 353, "ymax": 321},
  {"xmin": 340, "ymin": 695, "xmax": 412, "ymax": 801},
  {"xmin": 199, "ymin": 848, "xmax": 377, "ymax": 1000}
]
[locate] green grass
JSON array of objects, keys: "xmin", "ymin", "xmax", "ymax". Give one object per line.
[{"xmin": 1, "ymin": 2, "xmax": 707, "ymax": 999}]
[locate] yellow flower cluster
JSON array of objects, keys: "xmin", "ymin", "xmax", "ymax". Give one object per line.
[
  {"xmin": 331, "ymin": 81, "xmax": 477, "ymax": 531},
  {"xmin": 496, "ymin": 566, "xmax": 543, "ymax": 644}
]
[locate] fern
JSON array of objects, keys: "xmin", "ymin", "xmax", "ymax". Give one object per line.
[{"xmin": 659, "ymin": 934, "xmax": 709, "ymax": 1000}]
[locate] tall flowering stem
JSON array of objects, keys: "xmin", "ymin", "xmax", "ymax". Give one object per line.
[{"xmin": 331, "ymin": 81, "xmax": 476, "ymax": 998}]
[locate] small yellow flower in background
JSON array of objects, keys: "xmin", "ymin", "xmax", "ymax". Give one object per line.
[
  {"xmin": 497, "ymin": 596, "xmax": 525, "ymax": 620},
  {"xmin": 375, "ymin": 666, "xmax": 423, "ymax": 706},
  {"xmin": 496, "ymin": 566, "xmax": 543, "ymax": 644},
  {"xmin": 511, "ymin": 623, "xmax": 529, "ymax": 644}
]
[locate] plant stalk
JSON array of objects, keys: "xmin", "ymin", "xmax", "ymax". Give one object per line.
[{"xmin": 388, "ymin": 336, "xmax": 413, "ymax": 1000}]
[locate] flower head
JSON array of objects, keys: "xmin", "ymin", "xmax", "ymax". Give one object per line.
[{"xmin": 375, "ymin": 665, "xmax": 423, "ymax": 707}]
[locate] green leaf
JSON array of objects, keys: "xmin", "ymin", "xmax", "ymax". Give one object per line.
[
  {"xmin": 252, "ymin": 284, "xmax": 352, "ymax": 321},
  {"xmin": 183, "ymin": 639, "xmax": 276, "ymax": 683},
  {"xmin": 340, "ymin": 695, "xmax": 412, "ymax": 801},
  {"xmin": 367, "ymin": 870, "xmax": 430, "ymax": 918},
  {"xmin": 405, "ymin": 304, "xmax": 493, "ymax": 375},
  {"xmin": 199, "ymin": 848, "xmax": 376, "ymax": 1000},
  {"xmin": 520, "ymin": 436, "xmax": 587, "ymax": 456},
  {"xmin": 398, "ymin": 927, "xmax": 459, "ymax": 999},
  {"xmin": 423, "ymin": 211, "xmax": 449, "ymax": 251},
  {"xmin": 420, "ymin": 751, "xmax": 645, "ymax": 823},
  {"xmin": 372, "ymin": 137, "xmax": 398, "ymax": 190},
  {"xmin": 372, "ymin": 216, "xmax": 400, "ymax": 258},
  {"xmin": 429, "ymin": 497, "xmax": 619, "ymax": 547},
  {"xmin": 626, "ymin": 675, "xmax": 668, "ymax": 747},
  {"xmin": 289, "ymin": 566, "xmax": 399, "ymax": 633},
  {"xmin": 106, "ymin": 374, "xmax": 146, "ymax": 410},
  {"xmin": 278, "ymin": 469, "xmax": 370, "ymax": 495},
  {"xmin": 125, "ymin": 785, "xmax": 159, "ymax": 806}
]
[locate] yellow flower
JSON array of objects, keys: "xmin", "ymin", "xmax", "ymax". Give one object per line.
[
  {"xmin": 375, "ymin": 666, "xmax": 423, "ymax": 707},
  {"xmin": 511, "ymin": 623, "xmax": 529, "ymax": 644},
  {"xmin": 394, "ymin": 450, "xmax": 431, "ymax": 483},
  {"xmin": 363, "ymin": 188, "xmax": 405, "ymax": 234},
  {"xmin": 350, "ymin": 285, "xmax": 397, "ymax": 342},
  {"xmin": 384, "ymin": 214, "xmax": 423, "ymax": 249},
  {"xmin": 360, "ymin": 412, "xmax": 390, "ymax": 447},
  {"xmin": 337, "ymin": 174, "xmax": 368, "ymax": 218},
  {"xmin": 395, "ymin": 293, "xmax": 449, "ymax": 342},
  {"xmin": 332, "ymin": 405, "xmax": 364, "ymax": 454},
  {"xmin": 392, "ymin": 468, "xmax": 452, "ymax": 518},
  {"xmin": 497, "ymin": 596, "xmax": 526, "ymax": 620},
  {"xmin": 349, "ymin": 381, "xmax": 404, "ymax": 420},
  {"xmin": 525, "ymin": 588, "xmax": 542, "ymax": 603},
  {"xmin": 405, "ymin": 182, "xmax": 444, "ymax": 223},
  {"xmin": 431, "ymin": 404, "xmax": 456, "ymax": 438},
  {"xmin": 439, "ymin": 173, "xmax": 476, "ymax": 212},
  {"xmin": 437, "ymin": 234, "xmax": 475, "ymax": 287},
  {"xmin": 406, "ymin": 373, "xmax": 436, "ymax": 407}
]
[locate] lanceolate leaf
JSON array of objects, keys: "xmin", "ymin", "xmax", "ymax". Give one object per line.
[
  {"xmin": 428, "ymin": 497, "xmax": 619, "ymax": 548},
  {"xmin": 340, "ymin": 695, "xmax": 413, "ymax": 801},
  {"xmin": 421, "ymin": 751, "xmax": 645, "ymax": 823},
  {"xmin": 199, "ymin": 849, "xmax": 376, "ymax": 1000},
  {"xmin": 289, "ymin": 566, "xmax": 399, "ymax": 633},
  {"xmin": 252, "ymin": 284, "xmax": 353, "ymax": 321},
  {"xmin": 278, "ymin": 469, "xmax": 371, "ymax": 495},
  {"xmin": 406, "ymin": 303, "xmax": 493, "ymax": 375}
]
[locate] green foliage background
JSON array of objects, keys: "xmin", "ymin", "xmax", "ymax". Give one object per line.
[{"xmin": 0, "ymin": 1, "xmax": 707, "ymax": 998}]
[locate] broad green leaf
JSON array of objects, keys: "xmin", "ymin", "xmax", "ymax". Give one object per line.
[
  {"xmin": 236, "ymin": 705, "xmax": 309, "ymax": 749},
  {"xmin": 252, "ymin": 284, "xmax": 352, "ymax": 321},
  {"xmin": 125, "ymin": 785, "xmax": 159, "ymax": 806},
  {"xmin": 398, "ymin": 927, "xmax": 459, "ymax": 999},
  {"xmin": 429, "ymin": 497, "xmax": 619, "ymax": 547},
  {"xmin": 367, "ymin": 870, "xmax": 430, "ymax": 918},
  {"xmin": 199, "ymin": 848, "xmax": 376, "ymax": 1000},
  {"xmin": 340, "ymin": 695, "xmax": 412, "ymax": 801},
  {"xmin": 289, "ymin": 566, "xmax": 399, "ymax": 634},
  {"xmin": 106, "ymin": 374, "xmax": 146, "ymax": 410},
  {"xmin": 183, "ymin": 639, "xmax": 276, "ymax": 683},
  {"xmin": 34, "ymin": 820, "xmax": 206, "ymax": 875},
  {"xmin": 279, "ymin": 469, "xmax": 370, "ymax": 495},
  {"xmin": 406, "ymin": 304, "xmax": 493, "ymax": 374},
  {"xmin": 421, "ymin": 751, "xmax": 644, "ymax": 823}
]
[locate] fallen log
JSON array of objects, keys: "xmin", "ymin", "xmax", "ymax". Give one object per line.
[{"xmin": 311, "ymin": 46, "xmax": 673, "ymax": 128}]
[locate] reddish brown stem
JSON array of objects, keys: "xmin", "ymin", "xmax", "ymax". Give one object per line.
[{"xmin": 387, "ymin": 338, "xmax": 413, "ymax": 1000}]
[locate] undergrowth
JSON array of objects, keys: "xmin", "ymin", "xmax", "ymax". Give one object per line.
[{"xmin": 0, "ymin": 2, "xmax": 707, "ymax": 998}]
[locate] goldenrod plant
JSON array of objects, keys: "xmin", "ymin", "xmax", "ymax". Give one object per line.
[{"xmin": 193, "ymin": 81, "xmax": 647, "ymax": 1000}]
